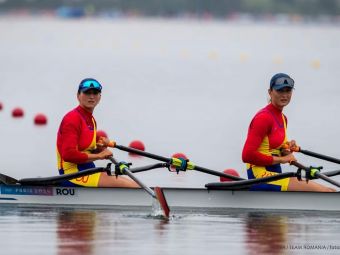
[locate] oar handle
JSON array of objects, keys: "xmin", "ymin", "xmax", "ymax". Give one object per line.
[{"xmin": 290, "ymin": 161, "xmax": 307, "ymax": 170}]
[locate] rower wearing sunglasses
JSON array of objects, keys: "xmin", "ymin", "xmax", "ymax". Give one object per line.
[
  {"xmin": 56, "ymin": 78, "xmax": 138, "ymax": 188},
  {"xmin": 242, "ymin": 73, "xmax": 335, "ymax": 192}
]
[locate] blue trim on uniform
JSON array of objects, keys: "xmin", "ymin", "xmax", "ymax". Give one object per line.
[
  {"xmin": 58, "ymin": 162, "xmax": 96, "ymax": 187},
  {"xmin": 77, "ymin": 162, "xmax": 96, "ymax": 170},
  {"xmin": 59, "ymin": 180, "xmax": 82, "ymax": 187},
  {"xmin": 265, "ymin": 163, "xmax": 282, "ymax": 173},
  {"xmin": 247, "ymin": 163, "xmax": 283, "ymax": 191},
  {"xmin": 247, "ymin": 168, "xmax": 256, "ymax": 179}
]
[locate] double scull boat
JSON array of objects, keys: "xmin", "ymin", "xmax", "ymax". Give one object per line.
[
  {"xmin": 0, "ymin": 184, "xmax": 339, "ymax": 211},
  {"xmin": 1, "ymin": 145, "xmax": 339, "ymax": 213}
]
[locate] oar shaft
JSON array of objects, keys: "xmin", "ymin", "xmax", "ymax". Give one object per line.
[
  {"xmin": 291, "ymin": 161, "xmax": 340, "ymax": 188},
  {"xmin": 290, "ymin": 161, "xmax": 307, "ymax": 170},
  {"xmin": 314, "ymin": 172, "xmax": 340, "ymax": 188},
  {"xmin": 108, "ymin": 157, "xmax": 170, "ymax": 218},
  {"xmin": 299, "ymin": 149, "xmax": 340, "ymax": 164},
  {"xmin": 122, "ymin": 168, "xmax": 156, "ymax": 198},
  {"xmin": 193, "ymin": 165, "xmax": 243, "ymax": 180},
  {"xmin": 115, "ymin": 144, "xmax": 244, "ymax": 181},
  {"xmin": 323, "ymin": 169, "xmax": 340, "ymax": 177},
  {"xmin": 108, "ymin": 157, "xmax": 156, "ymax": 198},
  {"xmin": 116, "ymin": 144, "xmax": 169, "ymax": 161},
  {"xmin": 130, "ymin": 163, "xmax": 169, "ymax": 173}
]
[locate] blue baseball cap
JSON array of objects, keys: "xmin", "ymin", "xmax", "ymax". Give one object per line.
[
  {"xmin": 78, "ymin": 78, "xmax": 102, "ymax": 93},
  {"xmin": 270, "ymin": 73, "xmax": 294, "ymax": 90}
]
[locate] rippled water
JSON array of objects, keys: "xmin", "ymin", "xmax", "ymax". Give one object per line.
[
  {"xmin": 1, "ymin": 16, "xmax": 340, "ymax": 254},
  {"xmin": 1, "ymin": 205, "xmax": 340, "ymax": 255}
]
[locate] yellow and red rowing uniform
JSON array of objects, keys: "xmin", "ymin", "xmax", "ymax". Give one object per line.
[
  {"xmin": 242, "ymin": 103, "xmax": 290, "ymax": 191},
  {"xmin": 57, "ymin": 106, "xmax": 101, "ymax": 187}
]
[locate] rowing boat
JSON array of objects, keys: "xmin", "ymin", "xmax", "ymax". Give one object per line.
[
  {"xmin": 1, "ymin": 145, "xmax": 339, "ymax": 214},
  {"xmin": 1, "ymin": 184, "xmax": 339, "ymax": 211}
]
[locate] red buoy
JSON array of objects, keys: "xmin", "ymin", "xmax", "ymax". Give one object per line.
[
  {"xmin": 0, "ymin": 102, "xmax": 3, "ymax": 111},
  {"xmin": 220, "ymin": 169, "xmax": 240, "ymax": 182},
  {"xmin": 97, "ymin": 130, "xmax": 108, "ymax": 139},
  {"xmin": 171, "ymin": 152, "xmax": 188, "ymax": 160},
  {"xmin": 12, "ymin": 107, "xmax": 24, "ymax": 118},
  {"xmin": 128, "ymin": 140, "xmax": 145, "ymax": 157},
  {"xmin": 129, "ymin": 140, "xmax": 145, "ymax": 151},
  {"xmin": 34, "ymin": 113, "xmax": 48, "ymax": 125}
]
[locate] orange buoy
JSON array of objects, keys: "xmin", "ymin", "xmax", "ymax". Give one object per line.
[
  {"xmin": 97, "ymin": 130, "xmax": 108, "ymax": 139},
  {"xmin": 12, "ymin": 107, "xmax": 24, "ymax": 118},
  {"xmin": 220, "ymin": 169, "xmax": 240, "ymax": 182},
  {"xmin": 34, "ymin": 113, "xmax": 48, "ymax": 125}
]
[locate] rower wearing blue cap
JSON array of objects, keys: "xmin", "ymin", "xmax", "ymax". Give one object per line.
[
  {"xmin": 242, "ymin": 73, "xmax": 335, "ymax": 192},
  {"xmin": 56, "ymin": 78, "xmax": 139, "ymax": 188}
]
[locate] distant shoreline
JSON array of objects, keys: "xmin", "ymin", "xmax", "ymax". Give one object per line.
[{"xmin": 0, "ymin": 9, "xmax": 339, "ymax": 26}]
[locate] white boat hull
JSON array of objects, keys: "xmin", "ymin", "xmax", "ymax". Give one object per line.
[{"xmin": 0, "ymin": 185, "xmax": 339, "ymax": 211}]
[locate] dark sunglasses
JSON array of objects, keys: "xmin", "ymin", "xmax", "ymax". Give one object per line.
[
  {"xmin": 79, "ymin": 80, "xmax": 102, "ymax": 91},
  {"xmin": 271, "ymin": 77, "xmax": 295, "ymax": 88},
  {"xmin": 276, "ymin": 87, "xmax": 293, "ymax": 93},
  {"xmin": 83, "ymin": 89, "xmax": 101, "ymax": 95}
]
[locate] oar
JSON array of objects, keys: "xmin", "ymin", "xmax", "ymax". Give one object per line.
[
  {"xmin": 0, "ymin": 163, "xmax": 169, "ymax": 186},
  {"xmin": 0, "ymin": 173, "xmax": 19, "ymax": 185},
  {"xmin": 108, "ymin": 157, "xmax": 170, "ymax": 218},
  {"xmin": 0, "ymin": 167, "xmax": 106, "ymax": 186},
  {"xmin": 206, "ymin": 166, "xmax": 340, "ymax": 190},
  {"xmin": 291, "ymin": 161, "xmax": 340, "ymax": 188},
  {"xmin": 129, "ymin": 163, "xmax": 170, "ymax": 173},
  {"xmin": 19, "ymin": 167, "xmax": 107, "ymax": 186},
  {"xmin": 205, "ymin": 172, "xmax": 297, "ymax": 190},
  {"xmin": 108, "ymin": 141, "xmax": 243, "ymax": 181},
  {"xmin": 294, "ymin": 147, "xmax": 340, "ymax": 164}
]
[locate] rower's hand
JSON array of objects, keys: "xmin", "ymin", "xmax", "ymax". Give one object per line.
[
  {"xmin": 282, "ymin": 140, "xmax": 299, "ymax": 154},
  {"xmin": 96, "ymin": 137, "xmax": 110, "ymax": 150},
  {"xmin": 97, "ymin": 148, "xmax": 113, "ymax": 160},
  {"xmin": 280, "ymin": 153, "xmax": 296, "ymax": 164}
]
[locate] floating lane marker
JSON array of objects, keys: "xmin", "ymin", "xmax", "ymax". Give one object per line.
[
  {"xmin": 12, "ymin": 107, "xmax": 24, "ymax": 118},
  {"xmin": 311, "ymin": 59, "xmax": 320, "ymax": 69},
  {"xmin": 34, "ymin": 113, "xmax": 48, "ymax": 125},
  {"xmin": 240, "ymin": 53, "xmax": 249, "ymax": 63}
]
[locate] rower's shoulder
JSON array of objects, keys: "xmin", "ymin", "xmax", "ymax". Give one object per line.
[
  {"xmin": 253, "ymin": 106, "xmax": 272, "ymax": 121},
  {"xmin": 61, "ymin": 107, "xmax": 82, "ymax": 124}
]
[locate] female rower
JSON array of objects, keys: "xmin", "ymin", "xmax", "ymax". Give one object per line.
[
  {"xmin": 56, "ymin": 78, "xmax": 138, "ymax": 188},
  {"xmin": 242, "ymin": 73, "xmax": 335, "ymax": 192}
]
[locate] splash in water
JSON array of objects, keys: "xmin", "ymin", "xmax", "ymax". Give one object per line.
[{"xmin": 151, "ymin": 198, "xmax": 167, "ymax": 218}]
